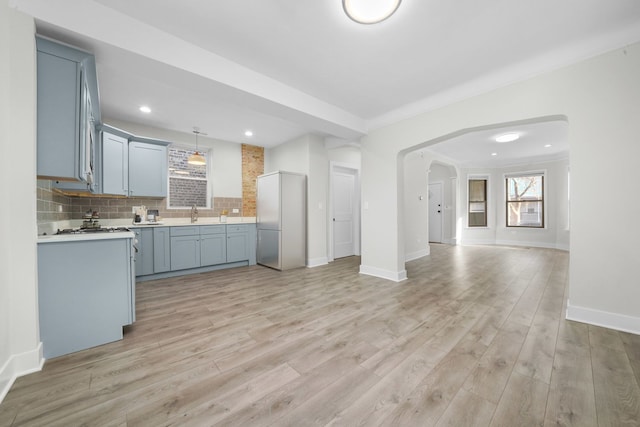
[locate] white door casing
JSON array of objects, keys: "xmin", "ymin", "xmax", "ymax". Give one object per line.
[{"xmin": 332, "ymin": 166, "xmax": 358, "ymax": 259}]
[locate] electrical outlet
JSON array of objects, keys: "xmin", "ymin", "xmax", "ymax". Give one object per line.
[
  {"xmin": 232, "ymin": 208, "xmax": 239, "ymax": 213},
  {"xmin": 132, "ymin": 206, "xmax": 137, "ymax": 214}
]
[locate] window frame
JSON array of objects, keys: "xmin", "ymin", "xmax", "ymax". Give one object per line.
[
  {"xmin": 505, "ymin": 172, "xmax": 545, "ymax": 228},
  {"xmin": 166, "ymin": 145, "xmax": 212, "ymax": 210},
  {"xmin": 467, "ymin": 176, "xmax": 489, "ymax": 228}
]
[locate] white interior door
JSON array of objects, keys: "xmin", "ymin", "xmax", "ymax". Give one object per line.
[
  {"xmin": 332, "ymin": 168, "xmax": 357, "ymax": 259},
  {"xmin": 429, "ymin": 182, "xmax": 443, "ymax": 243}
]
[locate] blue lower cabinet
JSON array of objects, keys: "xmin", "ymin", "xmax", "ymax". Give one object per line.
[
  {"xmin": 153, "ymin": 227, "xmax": 171, "ymax": 273},
  {"xmin": 136, "ymin": 224, "xmax": 256, "ymax": 276},
  {"xmin": 38, "ymin": 237, "xmax": 135, "ymax": 358},
  {"xmin": 170, "ymin": 235, "xmax": 201, "ymax": 270},
  {"xmin": 133, "ymin": 228, "xmax": 153, "ymax": 276},
  {"xmin": 201, "ymin": 233, "xmax": 227, "ymax": 266}
]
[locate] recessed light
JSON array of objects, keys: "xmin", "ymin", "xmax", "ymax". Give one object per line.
[
  {"xmin": 244, "ymin": 130, "xmax": 253, "ymax": 137},
  {"xmin": 495, "ymin": 133, "xmax": 519, "ymax": 143},
  {"xmin": 139, "ymin": 106, "xmax": 151, "ymax": 113},
  {"xmin": 544, "ymin": 144, "xmax": 552, "ymax": 148},
  {"xmin": 491, "ymin": 152, "xmax": 498, "ymax": 156}
]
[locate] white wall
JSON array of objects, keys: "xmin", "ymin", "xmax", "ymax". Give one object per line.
[
  {"xmin": 403, "ymin": 152, "xmax": 430, "ymax": 261},
  {"xmin": 105, "ymin": 118, "xmax": 243, "ymax": 197},
  {"xmin": 361, "ymin": 42, "xmax": 640, "ymax": 333},
  {"xmin": 265, "ymin": 134, "xmax": 329, "ymax": 266},
  {"xmin": 0, "ymin": 4, "xmax": 42, "ymax": 402},
  {"xmin": 460, "ymin": 158, "xmax": 569, "ymax": 250}
]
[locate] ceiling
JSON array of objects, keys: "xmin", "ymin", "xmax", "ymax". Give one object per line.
[{"xmin": 12, "ymin": 0, "xmax": 640, "ymax": 163}]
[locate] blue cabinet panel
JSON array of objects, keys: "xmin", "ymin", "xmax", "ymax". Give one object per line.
[
  {"xmin": 128, "ymin": 141, "xmax": 167, "ymax": 197},
  {"xmin": 153, "ymin": 227, "xmax": 171, "ymax": 273},
  {"xmin": 101, "ymin": 131, "xmax": 129, "ymax": 195},
  {"xmin": 170, "ymin": 235, "xmax": 201, "ymax": 270},
  {"xmin": 38, "ymin": 237, "xmax": 134, "ymax": 359},
  {"xmin": 133, "ymin": 228, "xmax": 154, "ymax": 276},
  {"xmin": 201, "ymin": 233, "xmax": 227, "ymax": 266}
]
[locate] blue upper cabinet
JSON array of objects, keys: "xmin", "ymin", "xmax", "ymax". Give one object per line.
[
  {"xmin": 100, "ymin": 130, "xmax": 129, "ymax": 196},
  {"xmin": 128, "ymin": 138, "xmax": 169, "ymax": 198},
  {"xmin": 36, "ymin": 36, "xmax": 101, "ymax": 185}
]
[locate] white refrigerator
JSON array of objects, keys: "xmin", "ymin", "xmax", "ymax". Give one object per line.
[{"xmin": 256, "ymin": 171, "xmax": 306, "ymax": 270}]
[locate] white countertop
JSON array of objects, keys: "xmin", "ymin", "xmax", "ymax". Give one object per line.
[
  {"xmin": 37, "ymin": 217, "xmax": 257, "ymax": 236},
  {"xmin": 38, "ymin": 231, "xmax": 135, "ymax": 244}
]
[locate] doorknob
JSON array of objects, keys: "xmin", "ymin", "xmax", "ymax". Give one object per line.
[{"xmin": 437, "ymin": 210, "xmax": 441, "ymax": 213}]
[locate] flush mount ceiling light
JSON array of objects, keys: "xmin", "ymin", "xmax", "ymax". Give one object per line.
[
  {"xmin": 244, "ymin": 130, "xmax": 253, "ymax": 137},
  {"xmin": 343, "ymin": 0, "xmax": 401, "ymax": 24},
  {"xmin": 139, "ymin": 105, "xmax": 151, "ymax": 113},
  {"xmin": 495, "ymin": 132, "xmax": 520, "ymax": 143},
  {"xmin": 188, "ymin": 127, "xmax": 206, "ymax": 166}
]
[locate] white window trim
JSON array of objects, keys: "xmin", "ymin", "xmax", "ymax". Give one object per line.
[
  {"xmin": 466, "ymin": 174, "xmax": 490, "ymax": 229},
  {"xmin": 503, "ymin": 169, "xmax": 547, "ymax": 229}
]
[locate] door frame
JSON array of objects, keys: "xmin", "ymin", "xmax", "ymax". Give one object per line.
[{"xmin": 328, "ymin": 161, "xmax": 361, "ymax": 262}]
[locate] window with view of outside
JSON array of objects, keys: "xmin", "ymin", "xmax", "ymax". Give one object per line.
[
  {"xmin": 506, "ymin": 174, "xmax": 544, "ymax": 227},
  {"xmin": 167, "ymin": 146, "xmax": 209, "ymax": 208}
]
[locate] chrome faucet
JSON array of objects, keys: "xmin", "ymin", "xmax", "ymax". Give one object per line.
[{"xmin": 191, "ymin": 205, "xmax": 198, "ymax": 223}]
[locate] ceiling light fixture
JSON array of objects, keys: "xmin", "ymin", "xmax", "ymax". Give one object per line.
[
  {"xmin": 244, "ymin": 130, "xmax": 253, "ymax": 137},
  {"xmin": 139, "ymin": 105, "xmax": 151, "ymax": 113},
  {"xmin": 491, "ymin": 152, "xmax": 498, "ymax": 156},
  {"xmin": 495, "ymin": 133, "xmax": 520, "ymax": 143},
  {"xmin": 544, "ymin": 144, "xmax": 552, "ymax": 148},
  {"xmin": 188, "ymin": 127, "xmax": 206, "ymax": 166},
  {"xmin": 343, "ymin": 0, "xmax": 401, "ymax": 24}
]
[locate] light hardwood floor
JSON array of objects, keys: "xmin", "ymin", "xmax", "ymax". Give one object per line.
[{"xmin": 2, "ymin": 244, "xmax": 640, "ymax": 426}]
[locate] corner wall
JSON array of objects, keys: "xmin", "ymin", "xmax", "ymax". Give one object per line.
[{"xmin": 0, "ymin": 4, "xmax": 42, "ymax": 403}]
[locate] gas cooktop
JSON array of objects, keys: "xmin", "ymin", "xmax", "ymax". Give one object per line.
[{"xmin": 55, "ymin": 227, "xmax": 131, "ymax": 235}]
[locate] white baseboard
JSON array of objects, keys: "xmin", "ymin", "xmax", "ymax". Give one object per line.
[
  {"xmin": 0, "ymin": 342, "xmax": 44, "ymax": 403},
  {"xmin": 359, "ymin": 264, "xmax": 407, "ymax": 282},
  {"xmin": 566, "ymin": 302, "xmax": 640, "ymax": 335},
  {"xmin": 405, "ymin": 247, "xmax": 430, "ymax": 262},
  {"xmin": 462, "ymin": 238, "xmax": 569, "ymax": 251},
  {"xmin": 307, "ymin": 257, "xmax": 329, "ymax": 268}
]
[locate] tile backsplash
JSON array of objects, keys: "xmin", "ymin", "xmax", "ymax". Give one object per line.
[{"xmin": 37, "ymin": 180, "xmax": 243, "ymax": 223}]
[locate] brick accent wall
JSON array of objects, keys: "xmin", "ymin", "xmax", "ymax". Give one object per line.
[{"xmin": 242, "ymin": 144, "xmax": 264, "ymax": 217}]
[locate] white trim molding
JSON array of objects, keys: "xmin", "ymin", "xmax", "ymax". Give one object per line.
[
  {"xmin": 359, "ymin": 265, "xmax": 407, "ymax": 282},
  {"xmin": 566, "ymin": 301, "xmax": 640, "ymax": 335},
  {"xmin": 405, "ymin": 246, "xmax": 430, "ymax": 262},
  {"xmin": 307, "ymin": 257, "xmax": 329, "ymax": 268},
  {"xmin": 0, "ymin": 343, "xmax": 44, "ymax": 403}
]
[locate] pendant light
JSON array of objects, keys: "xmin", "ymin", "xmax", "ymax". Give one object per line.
[{"xmin": 188, "ymin": 127, "xmax": 206, "ymax": 166}]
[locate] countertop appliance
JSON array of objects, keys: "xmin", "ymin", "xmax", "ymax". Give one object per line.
[{"xmin": 256, "ymin": 171, "xmax": 306, "ymax": 270}]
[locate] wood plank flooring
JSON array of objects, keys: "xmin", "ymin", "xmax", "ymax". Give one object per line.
[{"xmin": 2, "ymin": 244, "xmax": 640, "ymax": 426}]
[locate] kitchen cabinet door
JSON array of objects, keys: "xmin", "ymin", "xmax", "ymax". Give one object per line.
[
  {"xmin": 37, "ymin": 36, "xmax": 101, "ymax": 185},
  {"xmin": 128, "ymin": 141, "xmax": 168, "ymax": 197},
  {"xmin": 226, "ymin": 225, "xmax": 252, "ymax": 263},
  {"xmin": 153, "ymin": 227, "xmax": 171, "ymax": 273},
  {"xmin": 36, "ymin": 48, "xmax": 81, "ymax": 180},
  {"xmin": 170, "ymin": 235, "xmax": 200, "ymax": 271},
  {"xmin": 101, "ymin": 131, "xmax": 129, "ymax": 195},
  {"xmin": 201, "ymin": 233, "xmax": 226, "ymax": 266},
  {"xmin": 133, "ymin": 228, "xmax": 154, "ymax": 276}
]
